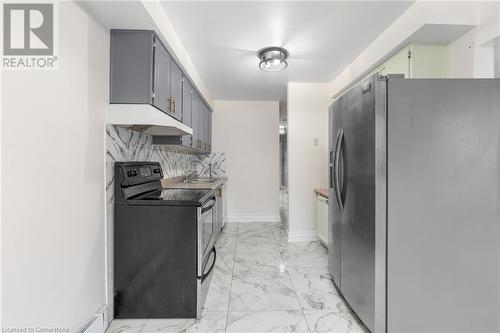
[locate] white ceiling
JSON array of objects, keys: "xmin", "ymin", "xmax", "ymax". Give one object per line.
[{"xmin": 160, "ymin": 1, "xmax": 413, "ymax": 101}]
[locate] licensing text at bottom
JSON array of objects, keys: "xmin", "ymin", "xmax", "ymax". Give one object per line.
[{"xmin": 2, "ymin": 327, "xmax": 69, "ymax": 333}]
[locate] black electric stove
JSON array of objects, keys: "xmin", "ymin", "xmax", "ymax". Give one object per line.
[{"xmin": 114, "ymin": 162, "xmax": 217, "ymax": 319}]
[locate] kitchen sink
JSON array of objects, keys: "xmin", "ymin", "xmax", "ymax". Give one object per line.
[{"xmin": 185, "ymin": 178, "xmax": 217, "ymax": 184}]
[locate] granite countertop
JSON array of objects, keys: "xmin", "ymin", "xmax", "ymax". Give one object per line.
[
  {"xmin": 314, "ymin": 188, "xmax": 328, "ymax": 198},
  {"xmin": 162, "ymin": 176, "xmax": 228, "ymax": 190}
]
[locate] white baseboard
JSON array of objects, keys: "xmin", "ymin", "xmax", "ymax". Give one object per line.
[
  {"xmin": 79, "ymin": 305, "xmax": 109, "ymax": 333},
  {"xmin": 288, "ymin": 231, "xmax": 319, "ymax": 242},
  {"xmin": 226, "ymin": 214, "xmax": 281, "ymax": 223}
]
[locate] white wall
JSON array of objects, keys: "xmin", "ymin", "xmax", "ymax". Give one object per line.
[
  {"xmin": 1, "ymin": 2, "xmax": 108, "ymax": 330},
  {"xmin": 212, "ymin": 101, "xmax": 280, "ymax": 222},
  {"xmin": 448, "ymin": 27, "xmax": 496, "ymax": 78},
  {"xmin": 287, "ymin": 83, "xmax": 330, "ymax": 241},
  {"xmin": 448, "ymin": 30, "xmax": 475, "ymax": 78},
  {"xmin": 438, "ymin": 2, "xmax": 500, "ymax": 79}
]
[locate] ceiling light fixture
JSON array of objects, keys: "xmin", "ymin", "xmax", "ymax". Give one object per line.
[{"xmin": 258, "ymin": 47, "xmax": 289, "ymax": 72}]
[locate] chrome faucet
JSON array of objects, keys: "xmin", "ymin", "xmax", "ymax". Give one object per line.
[
  {"xmin": 184, "ymin": 170, "xmax": 196, "ymax": 182},
  {"xmin": 186, "ymin": 159, "xmax": 214, "ymax": 180},
  {"xmin": 208, "ymin": 162, "xmax": 213, "ymax": 180},
  {"xmin": 186, "ymin": 159, "xmax": 204, "ymax": 181}
]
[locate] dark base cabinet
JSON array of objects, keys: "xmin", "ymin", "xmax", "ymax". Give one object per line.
[{"xmin": 114, "ymin": 205, "xmax": 199, "ymax": 318}]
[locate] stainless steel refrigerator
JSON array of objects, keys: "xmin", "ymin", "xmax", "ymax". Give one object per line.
[{"xmin": 328, "ymin": 75, "xmax": 500, "ymax": 333}]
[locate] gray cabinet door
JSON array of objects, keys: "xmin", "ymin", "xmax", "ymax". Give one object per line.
[
  {"xmin": 204, "ymin": 106, "xmax": 210, "ymax": 151},
  {"xmin": 200, "ymin": 102, "xmax": 206, "ymax": 151},
  {"xmin": 199, "ymin": 105, "xmax": 205, "ymax": 150},
  {"xmin": 170, "ymin": 61, "xmax": 183, "ymax": 121},
  {"xmin": 152, "ymin": 36, "xmax": 171, "ymax": 114},
  {"xmin": 181, "ymin": 77, "xmax": 193, "ymax": 146},
  {"xmin": 208, "ymin": 111, "xmax": 212, "ymax": 152},
  {"xmin": 192, "ymin": 92, "xmax": 201, "ymax": 149},
  {"xmin": 110, "ymin": 30, "xmax": 153, "ymax": 104},
  {"xmin": 190, "ymin": 94, "xmax": 211, "ymax": 152}
]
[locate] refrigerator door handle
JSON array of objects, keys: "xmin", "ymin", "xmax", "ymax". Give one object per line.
[
  {"xmin": 339, "ymin": 131, "xmax": 347, "ymax": 206},
  {"xmin": 334, "ymin": 128, "xmax": 343, "ymax": 210},
  {"xmin": 329, "ymin": 150, "xmax": 334, "ymax": 188}
]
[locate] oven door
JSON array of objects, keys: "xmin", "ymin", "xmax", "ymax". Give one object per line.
[
  {"xmin": 197, "ymin": 196, "xmax": 216, "ymax": 276},
  {"xmin": 197, "ymin": 245, "xmax": 216, "ymax": 317}
]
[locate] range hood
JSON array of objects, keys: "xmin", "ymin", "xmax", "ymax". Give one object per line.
[{"xmin": 109, "ymin": 104, "xmax": 193, "ymax": 136}]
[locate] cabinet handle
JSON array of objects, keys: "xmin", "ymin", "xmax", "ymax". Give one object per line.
[
  {"xmin": 167, "ymin": 97, "xmax": 172, "ymax": 113},
  {"xmin": 172, "ymin": 98, "xmax": 176, "ymax": 113}
]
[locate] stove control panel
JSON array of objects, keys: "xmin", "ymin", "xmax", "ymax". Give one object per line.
[{"xmin": 115, "ymin": 162, "xmax": 163, "ymax": 187}]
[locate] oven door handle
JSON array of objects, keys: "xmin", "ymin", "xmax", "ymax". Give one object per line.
[
  {"xmin": 201, "ymin": 197, "xmax": 216, "ymax": 214},
  {"xmin": 201, "ymin": 247, "xmax": 216, "ymax": 283}
]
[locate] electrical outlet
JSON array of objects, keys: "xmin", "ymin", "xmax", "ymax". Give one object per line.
[{"xmin": 313, "ymin": 138, "xmax": 319, "ymax": 146}]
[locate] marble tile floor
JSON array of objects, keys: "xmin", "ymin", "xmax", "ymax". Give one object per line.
[{"xmin": 106, "ymin": 223, "xmax": 370, "ymax": 333}]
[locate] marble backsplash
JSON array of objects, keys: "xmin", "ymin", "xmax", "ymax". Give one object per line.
[
  {"xmin": 106, "ymin": 125, "xmax": 225, "ymax": 192},
  {"xmin": 105, "ymin": 124, "xmax": 225, "ymax": 316}
]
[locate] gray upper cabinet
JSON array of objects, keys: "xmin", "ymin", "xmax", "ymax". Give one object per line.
[
  {"xmin": 192, "ymin": 92, "xmax": 202, "ymax": 150},
  {"xmin": 152, "ymin": 36, "xmax": 171, "ymax": 114},
  {"xmin": 170, "ymin": 61, "xmax": 183, "ymax": 121},
  {"xmin": 181, "ymin": 77, "xmax": 193, "ymax": 146},
  {"xmin": 182, "ymin": 77, "xmax": 193, "ymax": 127},
  {"xmin": 199, "ymin": 104, "xmax": 212, "ymax": 152},
  {"xmin": 110, "ymin": 30, "xmax": 154, "ymax": 104},
  {"xmin": 190, "ymin": 91, "xmax": 213, "ymax": 152},
  {"xmin": 203, "ymin": 105, "xmax": 208, "ymax": 150},
  {"xmin": 208, "ymin": 111, "xmax": 212, "ymax": 151},
  {"xmin": 203, "ymin": 105, "xmax": 210, "ymax": 151},
  {"xmin": 110, "ymin": 29, "xmax": 176, "ymax": 119},
  {"xmin": 111, "ymin": 29, "xmax": 212, "ymax": 152}
]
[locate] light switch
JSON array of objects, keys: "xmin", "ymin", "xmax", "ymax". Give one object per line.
[{"xmin": 313, "ymin": 138, "xmax": 319, "ymax": 146}]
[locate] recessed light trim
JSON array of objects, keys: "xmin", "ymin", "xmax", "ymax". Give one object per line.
[{"xmin": 257, "ymin": 47, "xmax": 289, "ymax": 72}]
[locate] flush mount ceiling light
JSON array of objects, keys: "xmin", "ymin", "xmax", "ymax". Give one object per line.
[{"xmin": 258, "ymin": 47, "xmax": 289, "ymax": 72}]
